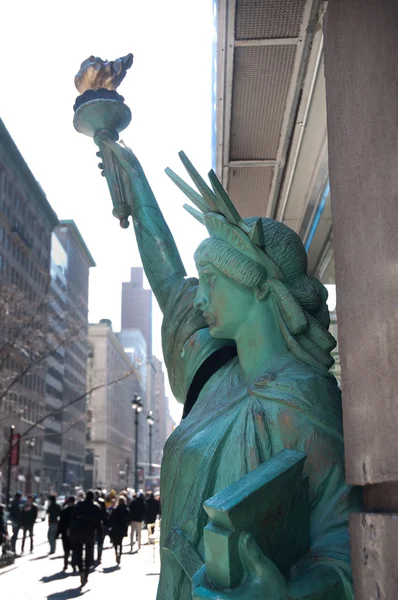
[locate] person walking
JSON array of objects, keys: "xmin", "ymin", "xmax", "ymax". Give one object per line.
[
  {"xmin": 20, "ymin": 494, "xmax": 37, "ymax": 554},
  {"xmin": 0, "ymin": 504, "xmax": 9, "ymax": 555},
  {"xmin": 69, "ymin": 490, "xmax": 102, "ymax": 588},
  {"xmin": 129, "ymin": 492, "xmax": 146, "ymax": 552},
  {"xmin": 109, "ymin": 495, "xmax": 130, "ymax": 565},
  {"xmin": 47, "ymin": 495, "xmax": 61, "ymax": 554},
  {"xmin": 94, "ymin": 490, "xmax": 107, "ymax": 564},
  {"xmin": 57, "ymin": 496, "xmax": 76, "ymax": 572},
  {"xmin": 9, "ymin": 492, "xmax": 22, "ymax": 553},
  {"xmin": 145, "ymin": 491, "xmax": 160, "ymax": 538}
]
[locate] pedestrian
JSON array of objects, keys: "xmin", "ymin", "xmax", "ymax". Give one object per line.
[
  {"xmin": 145, "ymin": 491, "xmax": 160, "ymax": 538},
  {"xmin": 0, "ymin": 503, "xmax": 8, "ymax": 554},
  {"xmin": 103, "ymin": 494, "xmax": 116, "ymax": 547},
  {"xmin": 69, "ymin": 490, "xmax": 102, "ymax": 588},
  {"xmin": 47, "ymin": 495, "xmax": 61, "ymax": 554},
  {"xmin": 9, "ymin": 492, "xmax": 22, "ymax": 553},
  {"xmin": 20, "ymin": 494, "xmax": 37, "ymax": 554},
  {"xmin": 129, "ymin": 492, "xmax": 146, "ymax": 552},
  {"xmin": 109, "ymin": 495, "xmax": 130, "ymax": 565},
  {"xmin": 94, "ymin": 490, "xmax": 107, "ymax": 564},
  {"xmin": 57, "ymin": 496, "xmax": 77, "ymax": 572}
]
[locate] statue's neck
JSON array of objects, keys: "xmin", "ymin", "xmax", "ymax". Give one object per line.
[{"xmin": 234, "ymin": 302, "xmax": 288, "ymax": 383}]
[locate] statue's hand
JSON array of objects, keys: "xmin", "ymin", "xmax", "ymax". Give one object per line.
[
  {"xmin": 192, "ymin": 533, "xmax": 288, "ymax": 600},
  {"xmin": 94, "ymin": 134, "xmax": 138, "ymax": 173}
]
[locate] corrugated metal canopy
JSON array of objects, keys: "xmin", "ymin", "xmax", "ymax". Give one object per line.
[{"xmin": 215, "ymin": 0, "xmax": 333, "ymax": 280}]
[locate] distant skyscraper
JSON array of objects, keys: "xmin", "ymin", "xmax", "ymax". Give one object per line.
[{"xmin": 121, "ymin": 268, "xmax": 152, "ymax": 356}]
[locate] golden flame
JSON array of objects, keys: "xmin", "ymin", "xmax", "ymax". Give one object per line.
[{"xmin": 74, "ymin": 53, "xmax": 134, "ymax": 94}]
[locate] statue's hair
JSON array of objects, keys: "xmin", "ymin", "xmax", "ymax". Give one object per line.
[{"xmin": 194, "ymin": 217, "xmax": 330, "ymax": 330}]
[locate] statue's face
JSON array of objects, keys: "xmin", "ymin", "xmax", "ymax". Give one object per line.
[{"xmin": 194, "ymin": 263, "xmax": 256, "ymax": 339}]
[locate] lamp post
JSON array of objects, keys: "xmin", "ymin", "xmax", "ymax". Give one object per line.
[
  {"xmin": 6, "ymin": 425, "xmax": 15, "ymax": 506},
  {"xmin": 131, "ymin": 393, "xmax": 143, "ymax": 492},
  {"xmin": 26, "ymin": 439, "xmax": 35, "ymax": 495},
  {"xmin": 147, "ymin": 411, "xmax": 154, "ymax": 482}
]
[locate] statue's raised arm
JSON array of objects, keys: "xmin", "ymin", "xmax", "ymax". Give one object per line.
[
  {"xmin": 72, "ymin": 53, "xmax": 186, "ymax": 312},
  {"xmin": 96, "ymin": 137, "xmax": 186, "ymax": 312}
]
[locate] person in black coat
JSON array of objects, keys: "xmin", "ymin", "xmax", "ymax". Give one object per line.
[
  {"xmin": 109, "ymin": 495, "xmax": 130, "ymax": 565},
  {"xmin": 57, "ymin": 496, "xmax": 76, "ymax": 572},
  {"xmin": 94, "ymin": 490, "xmax": 107, "ymax": 563},
  {"xmin": 69, "ymin": 490, "xmax": 102, "ymax": 588},
  {"xmin": 129, "ymin": 493, "xmax": 146, "ymax": 551},
  {"xmin": 0, "ymin": 503, "xmax": 8, "ymax": 552},
  {"xmin": 21, "ymin": 495, "xmax": 37, "ymax": 554},
  {"xmin": 145, "ymin": 492, "xmax": 161, "ymax": 537},
  {"xmin": 9, "ymin": 492, "xmax": 22, "ymax": 553}
]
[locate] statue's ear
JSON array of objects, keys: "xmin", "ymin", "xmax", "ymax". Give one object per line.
[{"xmin": 255, "ymin": 282, "xmax": 269, "ymax": 301}]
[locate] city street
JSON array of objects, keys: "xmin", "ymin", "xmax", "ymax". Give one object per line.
[{"xmin": 1, "ymin": 521, "xmax": 160, "ymax": 599}]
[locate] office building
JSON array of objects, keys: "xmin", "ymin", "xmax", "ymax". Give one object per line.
[
  {"xmin": 0, "ymin": 119, "xmax": 58, "ymax": 497},
  {"xmin": 86, "ymin": 320, "xmax": 139, "ymax": 490},
  {"xmin": 55, "ymin": 220, "xmax": 95, "ymax": 493}
]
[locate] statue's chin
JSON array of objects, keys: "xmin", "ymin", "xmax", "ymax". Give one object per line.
[{"xmin": 208, "ymin": 325, "xmax": 229, "ymax": 340}]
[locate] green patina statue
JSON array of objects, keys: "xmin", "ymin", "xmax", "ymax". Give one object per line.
[{"xmin": 73, "ymin": 60, "xmax": 360, "ymax": 599}]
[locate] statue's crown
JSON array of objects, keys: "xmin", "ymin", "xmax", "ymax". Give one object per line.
[{"xmin": 165, "ymin": 152, "xmax": 283, "ymax": 280}]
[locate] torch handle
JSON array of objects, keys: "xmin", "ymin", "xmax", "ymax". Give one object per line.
[{"xmin": 96, "ymin": 137, "xmax": 132, "ymax": 228}]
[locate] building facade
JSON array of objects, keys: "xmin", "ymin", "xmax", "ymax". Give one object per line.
[
  {"xmin": 120, "ymin": 266, "xmax": 176, "ymax": 488},
  {"xmin": 86, "ymin": 321, "xmax": 138, "ymax": 490},
  {"xmin": 42, "ymin": 233, "xmax": 68, "ymax": 493},
  {"xmin": 121, "ymin": 267, "xmax": 152, "ymax": 356},
  {"xmin": 0, "ymin": 119, "xmax": 58, "ymax": 499},
  {"xmin": 55, "ymin": 221, "xmax": 95, "ymax": 494}
]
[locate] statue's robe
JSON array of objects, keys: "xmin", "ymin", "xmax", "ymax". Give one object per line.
[{"xmin": 157, "ymin": 278, "xmax": 360, "ymax": 600}]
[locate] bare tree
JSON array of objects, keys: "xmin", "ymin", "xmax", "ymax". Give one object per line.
[
  {"xmin": 0, "ymin": 367, "xmax": 136, "ymax": 469},
  {"xmin": 0, "ymin": 280, "xmax": 83, "ymax": 412}
]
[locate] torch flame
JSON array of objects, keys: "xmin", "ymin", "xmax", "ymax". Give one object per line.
[{"xmin": 74, "ymin": 53, "xmax": 134, "ymax": 94}]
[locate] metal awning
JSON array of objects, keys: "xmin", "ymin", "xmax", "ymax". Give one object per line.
[{"xmin": 215, "ymin": 0, "xmax": 334, "ymax": 280}]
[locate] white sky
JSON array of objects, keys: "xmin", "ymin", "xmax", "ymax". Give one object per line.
[{"xmin": 0, "ymin": 1, "xmax": 215, "ymax": 421}]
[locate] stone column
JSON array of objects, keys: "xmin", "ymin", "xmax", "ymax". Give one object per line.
[{"xmin": 324, "ymin": 1, "xmax": 398, "ymax": 597}]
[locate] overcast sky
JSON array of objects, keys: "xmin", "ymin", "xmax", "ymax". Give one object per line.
[{"xmin": 1, "ymin": 0, "xmax": 215, "ymax": 419}]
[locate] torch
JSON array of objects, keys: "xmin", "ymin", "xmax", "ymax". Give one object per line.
[{"xmin": 73, "ymin": 54, "xmax": 134, "ymax": 228}]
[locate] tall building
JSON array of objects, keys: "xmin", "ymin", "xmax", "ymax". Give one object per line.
[
  {"xmin": 120, "ymin": 266, "xmax": 175, "ymax": 487},
  {"xmin": 86, "ymin": 320, "xmax": 138, "ymax": 490},
  {"xmin": 0, "ymin": 119, "xmax": 58, "ymax": 498},
  {"xmin": 42, "ymin": 233, "xmax": 68, "ymax": 492},
  {"xmin": 151, "ymin": 356, "xmax": 167, "ymax": 466},
  {"xmin": 117, "ymin": 329, "xmax": 147, "ymax": 391},
  {"xmin": 55, "ymin": 221, "xmax": 95, "ymax": 494},
  {"xmin": 121, "ymin": 268, "xmax": 152, "ymax": 356}
]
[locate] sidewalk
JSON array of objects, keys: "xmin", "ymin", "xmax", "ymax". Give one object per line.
[{"xmin": 1, "ymin": 528, "xmax": 160, "ymax": 599}]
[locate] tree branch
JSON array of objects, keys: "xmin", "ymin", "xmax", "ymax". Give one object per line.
[{"xmin": 0, "ymin": 367, "xmax": 136, "ymax": 468}]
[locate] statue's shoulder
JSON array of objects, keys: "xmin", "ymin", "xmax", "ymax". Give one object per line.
[{"xmin": 250, "ymin": 353, "xmax": 343, "ymax": 438}]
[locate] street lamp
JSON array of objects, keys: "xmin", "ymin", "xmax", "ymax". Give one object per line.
[
  {"xmin": 26, "ymin": 439, "xmax": 35, "ymax": 495},
  {"xmin": 131, "ymin": 393, "xmax": 143, "ymax": 491},
  {"xmin": 6, "ymin": 425, "xmax": 15, "ymax": 506},
  {"xmin": 147, "ymin": 410, "xmax": 155, "ymax": 481}
]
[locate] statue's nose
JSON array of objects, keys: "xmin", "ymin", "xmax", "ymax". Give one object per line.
[{"xmin": 193, "ymin": 294, "xmax": 208, "ymax": 311}]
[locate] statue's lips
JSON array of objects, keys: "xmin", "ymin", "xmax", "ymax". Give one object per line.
[{"xmin": 202, "ymin": 312, "xmax": 215, "ymax": 326}]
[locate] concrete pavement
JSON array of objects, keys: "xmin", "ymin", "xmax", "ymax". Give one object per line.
[{"xmin": 1, "ymin": 521, "xmax": 160, "ymax": 599}]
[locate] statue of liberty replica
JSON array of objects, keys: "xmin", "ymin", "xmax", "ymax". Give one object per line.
[{"xmin": 73, "ymin": 55, "xmax": 360, "ymax": 599}]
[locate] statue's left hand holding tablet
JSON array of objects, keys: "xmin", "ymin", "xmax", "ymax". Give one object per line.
[{"xmin": 192, "ymin": 532, "xmax": 288, "ymax": 600}]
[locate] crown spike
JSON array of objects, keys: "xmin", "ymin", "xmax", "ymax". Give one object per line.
[
  {"xmin": 207, "ymin": 170, "xmax": 243, "ymax": 226},
  {"xmin": 165, "ymin": 167, "xmax": 208, "ymax": 214},
  {"xmin": 248, "ymin": 218, "xmax": 264, "ymax": 247},
  {"xmin": 183, "ymin": 204, "xmax": 205, "ymax": 224},
  {"xmin": 178, "ymin": 152, "xmax": 218, "ymax": 213}
]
